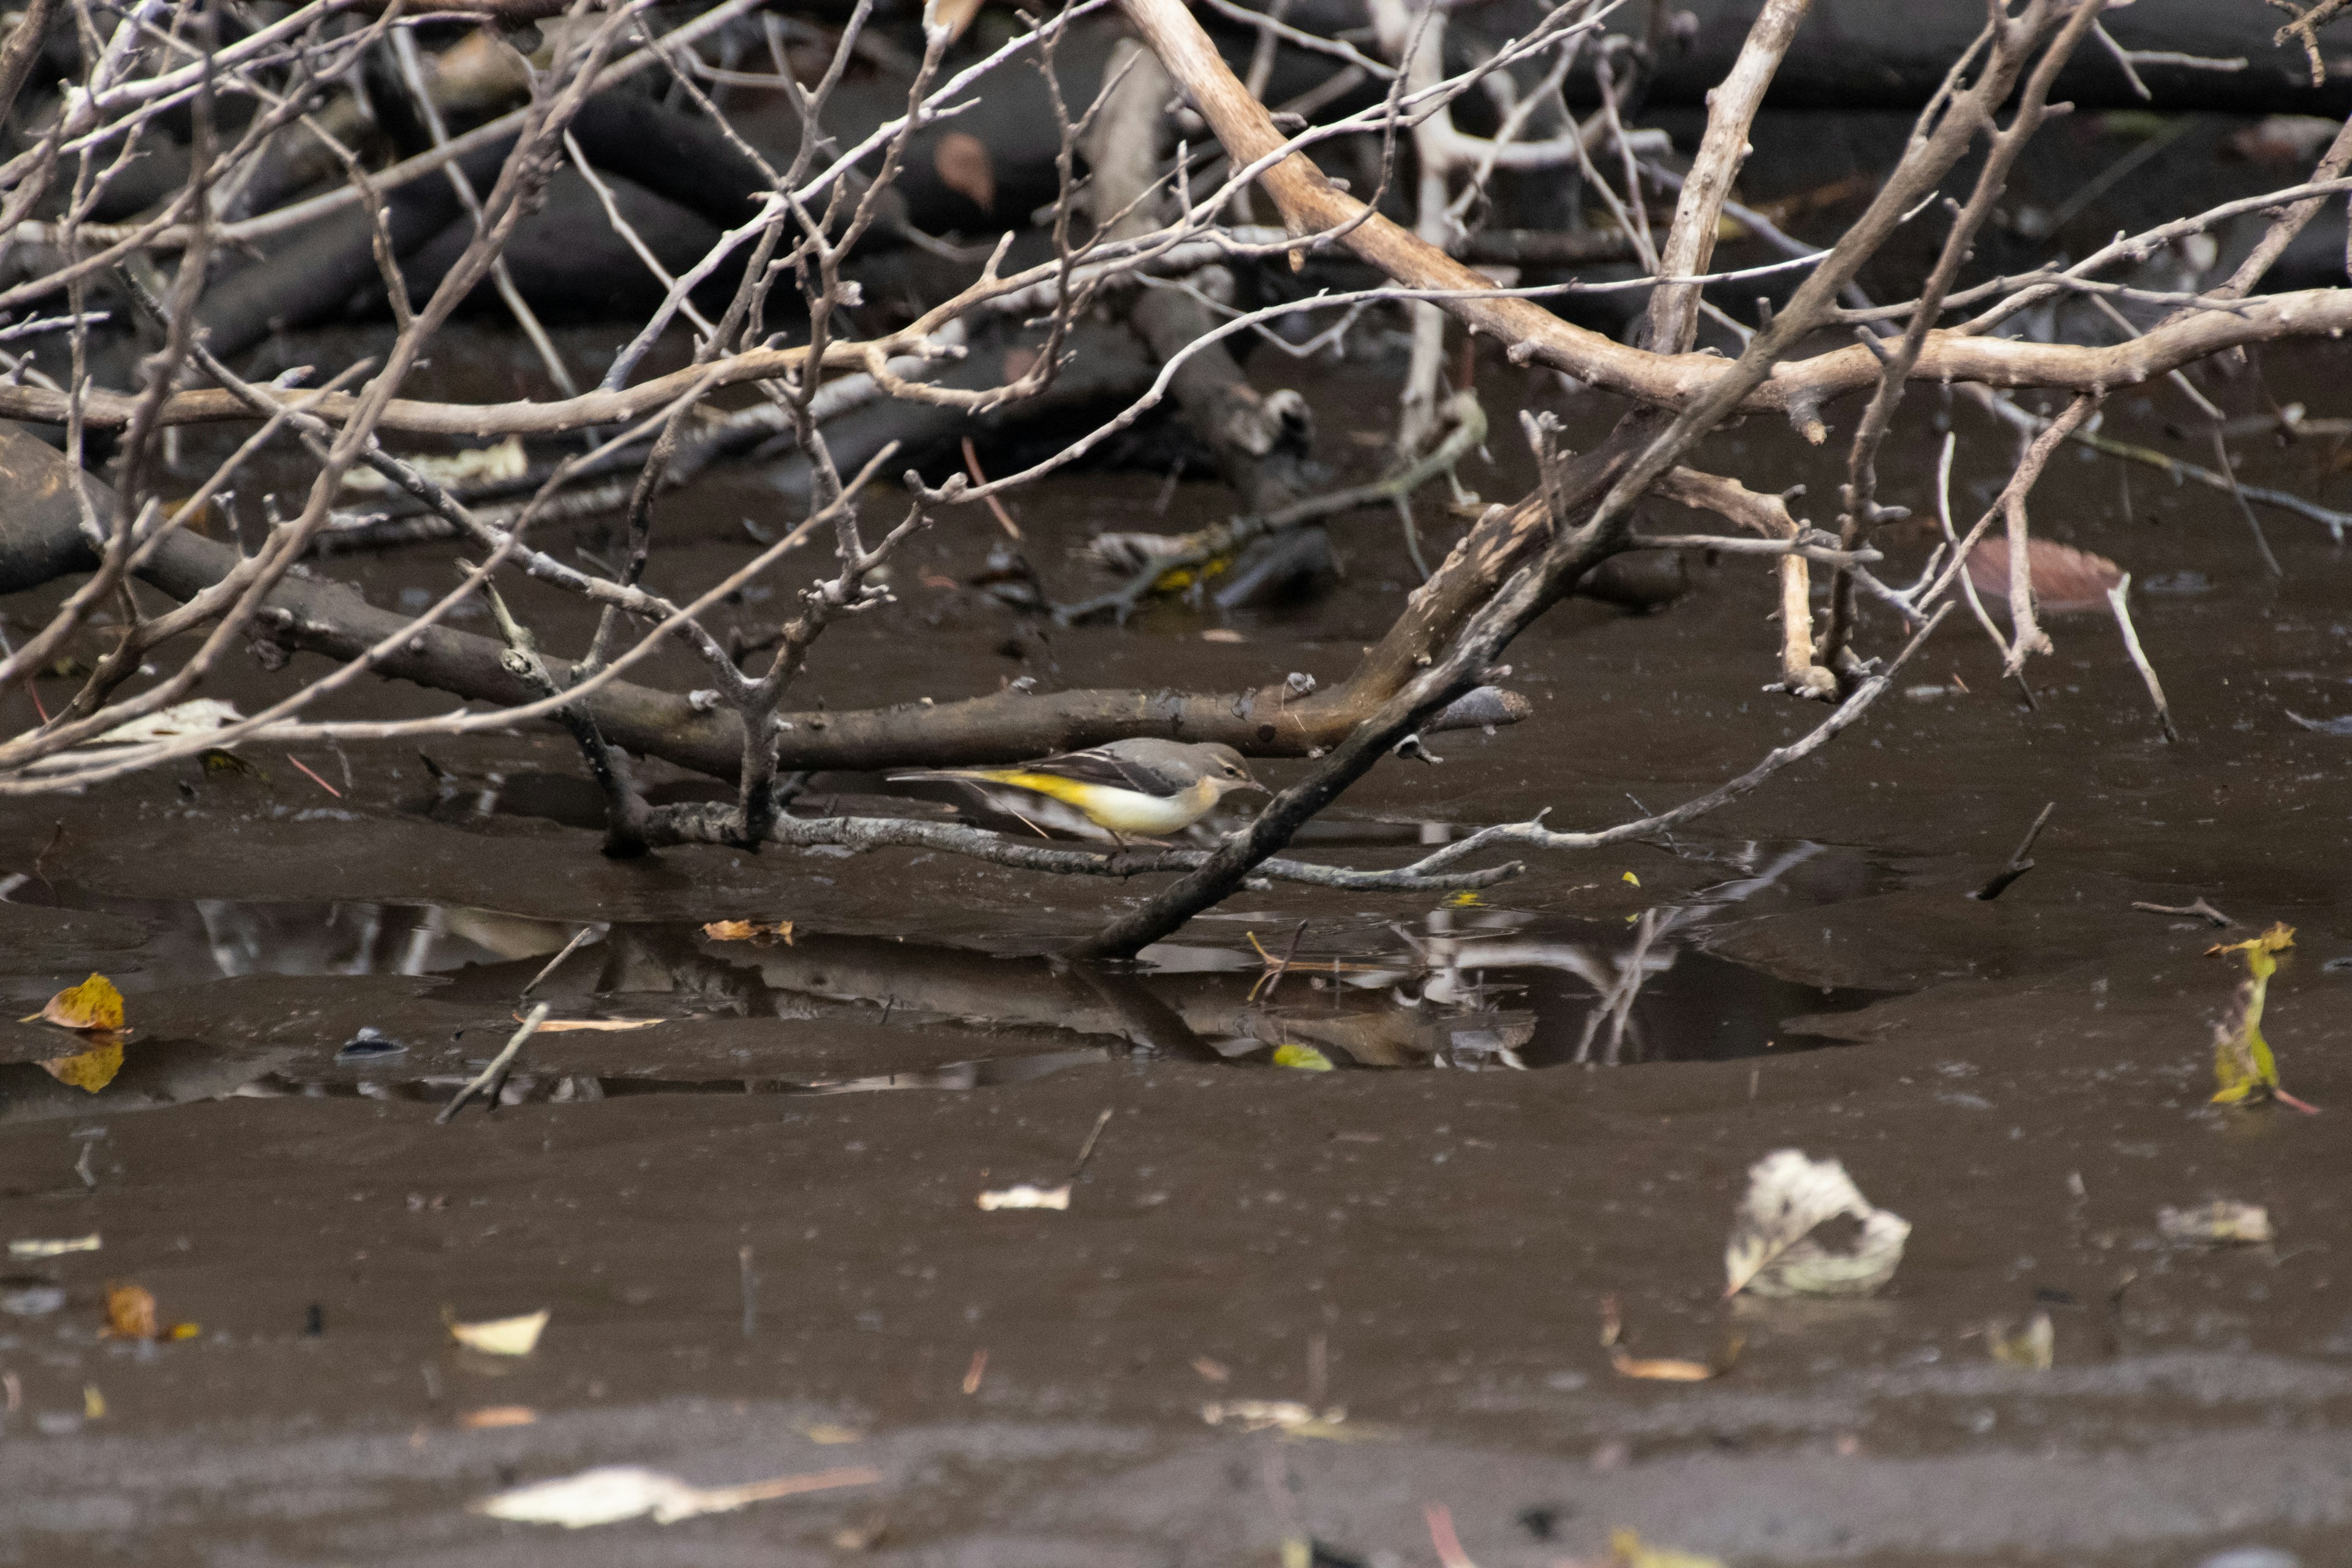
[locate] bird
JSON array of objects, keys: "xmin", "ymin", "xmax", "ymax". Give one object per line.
[{"xmin": 889, "ymin": 738, "xmax": 1266, "ymax": 840}]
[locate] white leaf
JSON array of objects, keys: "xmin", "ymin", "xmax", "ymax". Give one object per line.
[
  {"xmin": 448, "ymin": 1308, "xmax": 548, "ymax": 1355},
  {"xmin": 976, "ymin": 1183, "xmax": 1069, "ymax": 1211},
  {"xmin": 90, "ymin": 699, "xmax": 243, "ymax": 746},
  {"xmin": 1725, "ymin": 1149, "xmax": 1909, "ymax": 1298},
  {"xmin": 471, "ymin": 1463, "xmax": 880, "ymax": 1528}
]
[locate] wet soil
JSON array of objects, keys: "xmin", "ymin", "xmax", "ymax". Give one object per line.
[{"xmin": 3, "ymin": 309, "xmax": 2351, "ymax": 1565}]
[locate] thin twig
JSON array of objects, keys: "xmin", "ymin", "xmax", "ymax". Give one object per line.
[{"xmin": 437, "ymin": 1002, "xmax": 551, "ymax": 1124}]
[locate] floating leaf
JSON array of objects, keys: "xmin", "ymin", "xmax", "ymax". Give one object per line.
[
  {"xmin": 1964, "ymin": 537, "xmax": 2123, "ymax": 614},
  {"xmin": 458, "ymin": 1405, "xmax": 538, "ymax": 1430},
  {"xmin": 1610, "ymin": 1529, "xmax": 1727, "ymax": 1568},
  {"xmin": 10, "ymin": 1234, "xmax": 100, "ymax": 1259},
  {"xmin": 1271, "ymin": 1044, "xmax": 1335, "ymax": 1072},
  {"xmin": 2207, "ymin": 923, "xmax": 2316, "ymax": 1111},
  {"xmin": 29, "ymin": 973, "xmax": 124, "ymax": 1033},
  {"xmin": 2158, "ymin": 1200, "xmax": 2274, "ymax": 1245},
  {"xmin": 40, "ymin": 1036, "xmax": 123, "ymax": 1093},
  {"xmin": 975, "ymin": 1183, "xmax": 1069, "ymax": 1211},
  {"xmin": 101, "ymin": 1282, "xmax": 196, "ymax": 1341},
  {"xmin": 1988, "ymin": 1311, "xmax": 2054, "ymax": 1370},
  {"xmin": 702, "ymin": 919, "xmax": 794, "ymax": 944},
  {"xmin": 447, "ymin": 1308, "xmax": 548, "ymax": 1356},
  {"xmin": 469, "ymin": 1463, "xmax": 878, "ymax": 1528},
  {"xmin": 342, "ymin": 435, "xmax": 524, "ymax": 493},
  {"xmin": 1725, "ymin": 1150, "xmax": 1909, "ymax": 1298},
  {"xmin": 1200, "ymin": 1400, "xmax": 1352, "ymax": 1438}
]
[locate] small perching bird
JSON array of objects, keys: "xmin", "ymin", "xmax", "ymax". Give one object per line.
[{"xmin": 890, "ymin": 738, "xmax": 1266, "ymax": 839}]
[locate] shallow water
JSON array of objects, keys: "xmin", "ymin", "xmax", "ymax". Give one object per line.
[{"xmin": 2, "ymin": 312, "xmax": 2351, "ymax": 1565}]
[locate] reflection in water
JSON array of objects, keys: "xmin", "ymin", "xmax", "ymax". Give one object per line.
[{"xmin": 0, "ymin": 839, "xmax": 1883, "ymax": 1121}]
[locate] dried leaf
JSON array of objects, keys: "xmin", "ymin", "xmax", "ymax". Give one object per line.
[
  {"xmin": 40, "ymin": 1036, "xmax": 124, "ymax": 1093},
  {"xmin": 100, "ymin": 1282, "xmax": 195, "ymax": 1340},
  {"xmin": 10, "ymin": 1234, "xmax": 100, "ymax": 1259},
  {"xmin": 1964, "ymin": 538, "xmax": 2124, "ymax": 614},
  {"xmin": 2158, "ymin": 1200, "xmax": 2274, "ymax": 1245},
  {"xmin": 975, "ymin": 1183, "xmax": 1069, "ymax": 1211},
  {"xmin": 469, "ymin": 1463, "xmax": 879, "ymax": 1528},
  {"xmin": 342, "ymin": 435, "xmax": 524, "ymax": 493},
  {"xmin": 1988, "ymin": 1311, "xmax": 2054, "ymax": 1370},
  {"xmin": 89, "ymin": 698, "xmax": 243, "ymax": 746},
  {"xmin": 1610, "ymin": 1345, "xmax": 1739, "ymax": 1382},
  {"xmin": 1199, "ymin": 628, "xmax": 1246, "ymax": 644},
  {"xmin": 798, "ymin": 1423, "xmax": 863, "ymax": 1445},
  {"xmin": 932, "ymin": 130, "xmax": 995, "ymax": 211},
  {"xmin": 1610, "ymin": 1529, "xmax": 1728, "ymax": 1568},
  {"xmin": 29, "ymin": 973, "xmax": 125, "ymax": 1033},
  {"xmin": 1200, "ymin": 1399, "xmax": 1352, "ymax": 1438},
  {"xmin": 447, "ymin": 1308, "xmax": 548, "ymax": 1356},
  {"xmin": 458, "ymin": 1405, "xmax": 538, "ymax": 1430},
  {"xmin": 702, "ymin": 919, "xmax": 794, "ymax": 944},
  {"xmin": 518, "ymin": 1016, "xmax": 662, "ymax": 1034},
  {"xmin": 102, "ymin": 1283, "xmax": 156, "ymax": 1340},
  {"xmin": 1725, "ymin": 1150, "xmax": 1909, "ymax": 1298},
  {"xmin": 1271, "ymin": 1044, "xmax": 1335, "ymax": 1072},
  {"xmin": 83, "ymin": 1384, "xmax": 106, "ymax": 1420},
  {"xmin": 2206, "ymin": 923, "xmax": 2315, "ymax": 1110}
]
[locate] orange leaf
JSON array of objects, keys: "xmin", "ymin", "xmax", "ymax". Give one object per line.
[
  {"xmin": 102, "ymin": 1283, "xmax": 157, "ymax": 1339},
  {"xmin": 701, "ymin": 919, "xmax": 793, "ymax": 945},
  {"xmin": 458, "ymin": 1405, "xmax": 538, "ymax": 1430},
  {"xmin": 31, "ymin": 973, "xmax": 125, "ymax": 1033}
]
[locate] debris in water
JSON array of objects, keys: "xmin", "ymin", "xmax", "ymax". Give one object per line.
[
  {"xmin": 1, "ymin": 1281, "xmax": 67, "ymax": 1317},
  {"xmin": 1988, "ymin": 1311, "xmax": 2055, "ymax": 1370},
  {"xmin": 518, "ymin": 1014, "xmax": 662, "ymax": 1033},
  {"xmin": 2158, "ymin": 1200, "xmax": 2275, "ymax": 1245},
  {"xmin": 1600, "ymin": 1295, "xmax": 1741, "ymax": 1381},
  {"xmin": 976, "ymin": 1183, "xmax": 1069, "ymax": 1211},
  {"xmin": 468, "ymin": 1463, "xmax": 879, "ymax": 1528},
  {"xmin": 1270, "ymin": 1044, "xmax": 1335, "ymax": 1071},
  {"xmin": 458, "ymin": 1405, "xmax": 537, "ymax": 1430},
  {"xmin": 1605, "ymin": 1528, "xmax": 1729, "ymax": 1568},
  {"xmin": 1964, "ymin": 537, "xmax": 2124, "ymax": 614},
  {"xmin": 1200, "ymin": 1399, "xmax": 1350, "ymax": 1436},
  {"xmin": 10, "ymin": 1234, "xmax": 100, "ymax": 1259},
  {"xmin": 447, "ymin": 1308, "xmax": 548, "ymax": 1356},
  {"xmin": 102, "ymin": 1283, "xmax": 197, "ymax": 1341},
  {"xmin": 88, "ymin": 699, "xmax": 244, "ymax": 746},
  {"xmin": 1725, "ymin": 1150, "xmax": 1910, "ymax": 1298},
  {"xmin": 336, "ymin": 1027, "xmax": 408, "ymax": 1061}
]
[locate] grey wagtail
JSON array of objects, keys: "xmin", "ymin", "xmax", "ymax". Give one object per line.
[{"xmin": 890, "ymin": 739, "xmax": 1265, "ymax": 837}]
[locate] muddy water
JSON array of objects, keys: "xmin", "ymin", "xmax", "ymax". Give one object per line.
[{"xmin": 2, "ymin": 326, "xmax": 2351, "ymax": 1566}]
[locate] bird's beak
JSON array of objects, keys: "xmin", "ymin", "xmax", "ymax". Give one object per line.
[{"xmin": 1233, "ymin": 776, "xmax": 1268, "ymax": 794}]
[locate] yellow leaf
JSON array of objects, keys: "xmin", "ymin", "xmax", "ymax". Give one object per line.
[
  {"xmin": 102, "ymin": 1283, "xmax": 157, "ymax": 1339},
  {"xmin": 1271, "ymin": 1044, "xmax": 1335, "ymax": 1072},
  {"xmin": 2207, "ymin": 923, "xmax": 2313, "ymax": 1110},
  {"xmin": 1611, "ymin": 1529, "xmax": 1727, "ymax": 1568},
  {"xmin": 1442, "ymin": 890, "xmax": 1484, "ymax": 908},
  {"xmin": 1988, "ymin": 1311, "xmax": 2054, "ymax": 1370},
  {"xmin": 83, "ymin": 1385, "xmax": 106, "ymax": 1420},
  {"xmin": 701, "ymin": 919, "xmax": 793, "ymax": 944},
  {"xmin": 31, "ymin": 973, "xmax": 124, "ymax": 1033},
  {"xmin": 1621, "ymin": 871, "xmax": 1641, "ymax": 887},
  {"xmin": 447, "ymin": 1308, "xmax": 549, "ymax": 1356},
  {"xmin": 40, "ymin": 1036, "xmax": 124, "ymax": 1093}
]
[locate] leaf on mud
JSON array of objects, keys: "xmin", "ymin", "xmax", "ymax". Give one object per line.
[
  {"xmin": 2157, "ymin": 1200, "xmax": 2274, "ymax": 1245},
  {"xmin": 9, "ymin": 1233, "xmax": 100, "ymax": 1259},
  {"xmin": 447, "ymin": 1308, "xmax": 548, "ymax": 1356},
  {"xmin": 974, "ymin": 1183, "xmax": 1069, "ymax": 1211},
  {"xmin": 1988, "ymin": 1311, "xmax": 2054, "ymax": 1370},
  {"xmin": 1725, "ymin": 1150, "xmax": 1910, "ymax": 1298},
  {"xmin": 1599, "ymin": 1295, "xmax": 1740, "ymax": 1381},
  {"xmin": 341, "ymin": 435, "xmax": 524, "ymax": 493},
  {"xmin": 28, "ymin": 973, "xmax": 125, "ymax": 1033},
  {"xmin": 101, "ymin": 1282, "xmax": 196, "ymax": 1341},
  {"xmin": 469, "ymin": 1463, "xmax": 880, "ymax": 1528},
  {"xmin": 1963, "ymin": 538, "xmax": 2124, "ymax": 614},
  {"xmin": 40, "ymin": 1036, "xmax": 124, "ymax": 1093},
  {"xmin": 1609, "ymin": 1529, "xmax": 1728, "ymax": 1568},
  {"xmin": 1621, "ymin": 871, "xmax": 1640, "ymax": 887},
  {"xmin": 515, "ymin": 1014, "xmax": 662, "ymax": 1033},
  {"xmin": 702, "ymin": 919, "xmax": 794, "ymax": 944},
  {"xmin": 1271, "ymin": 1044, "xmax": 1335, "ymax": 1072},
  {"xmin": 89, "ymin": 698, "xmax": 243, "ymax": 746},
  {"xmin": 458, "ymin": 1405, "xmax": 538, "ymax": 1430},
  {"xmin": 2206, "ymin": 923, "xmax": 2315, "ymax": 1111},
  {"xmin": 1200, "ymin": 1399, "xmax": 1351, "ymax": 1438}
]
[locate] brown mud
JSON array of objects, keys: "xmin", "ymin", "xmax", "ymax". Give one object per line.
[{"xmin": 2, "ymin": 312, "xmax": 2351, "ymax": 1565}]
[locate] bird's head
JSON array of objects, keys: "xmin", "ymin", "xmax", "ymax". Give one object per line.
[{"xmin": 1199, "ymin": 744, "xmax": 1265, "ymax": 796}]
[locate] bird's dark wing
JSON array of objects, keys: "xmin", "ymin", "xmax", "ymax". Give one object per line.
[{"xmin": 1028, "ymin": 745, "xmax": 1187, "ymax": 797}]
